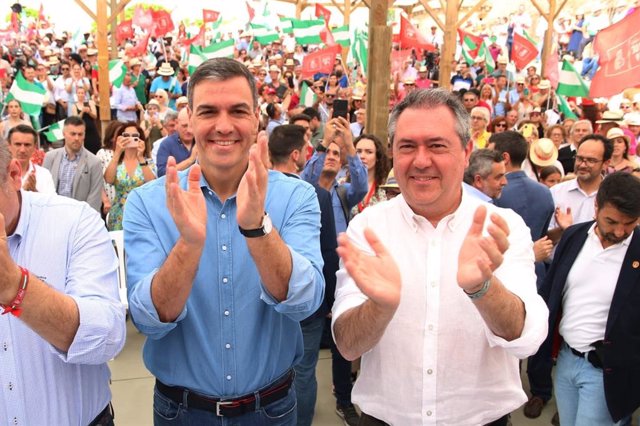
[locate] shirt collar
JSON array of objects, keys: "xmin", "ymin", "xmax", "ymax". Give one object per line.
[
  {"xmin": 397, "ymin": 184, "xmax": 471, "ymax": 233},
  {"xmin": 587, "ymin": 222, "xmax": 634, "ymax": 249},
  {"xmin": 9, "ymin": 190, "xmax": 30, "ymax": 241},
  {"xmin": 63, "ymin": 148, "xmax": 82, "ymax": 161}
]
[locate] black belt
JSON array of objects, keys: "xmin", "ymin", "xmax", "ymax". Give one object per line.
[
  {"xmin": 156, "ymin": 370, "xmax": 294, "ymax": 417},
  {"xmin": 569, "ymin": 344, "xmax": 603, "ymax": 369},
  {"xmin": 87, "ymin": 403, "xmax": 113, "ymax": 426}
]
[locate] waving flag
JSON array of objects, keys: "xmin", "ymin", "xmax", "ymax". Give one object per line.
[
  {"xmin": 511, "ymin": 32, "xmax": 538, "ymax": 69},
  {"xmin": 315, "ymin": 4, "xmax": 332, "ymax": 22},
  {"xmin": 202, "ymin": 9, "xmax": 220, "ymax": 24},
  {"xmin": 109, "ymin": 59, "xmax": 128, "ymax": 88},
  {"xmin": 6, "ymin": 72, "xmax": 46, "ymax": 116},
  {"xmin": 250, "ymin": 24, "xmax": 280, "ymax": 45},
  {"xmin": 292, "ymin": 19, "xmax": 325, "ymax": 45},
  {"xmin": 349, "ymin": 29, "xmax": 368, "ymax": 74},
  {"xmin": 133, "ymin": 6, "xmax": 153, "ymax": 30},
  {"xmin": 556, "ymin": 59, "xmax": 589, "ymax": 97},
  {"xmin": 44, "ymin": 119, "xmax": 65, "ymax": 142},
  {"xmin": 332, "ymin": 25, "xmax": 350, "ymax": 47},
  {"xmin": 246, "ymin": 1, "xmax": 255, "ymax": 21},
  {"xmin": 299, "ymin": 81, "xmax": 317, "ymax": 107},
  {"xmin": 399, "ymin": 15, "xmax": 436, "ymax": 52},
  {"xmin": 151, "ymin": 9, "xmax": 174, "ymax": 38},
  {"xmin": 116, "ymin": 19, "xmax": 133, "ymax": 44},
  {"xmin": 477, "ymin": 41, "xmax": 495, "ymax": 73},
  {"xmin": 301, "ymin": 44, "xmax": 342, "ymax": 78},
  {"xmin": 458, "ymin": 29, "xmax": 483, "ymax": 64}
]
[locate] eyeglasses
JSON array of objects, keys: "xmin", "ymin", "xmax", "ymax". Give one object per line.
[
  {"xmin": 122, "ymin": 132, "xmax": 140, "ymax": 138},
  {"xmin": 325, "ymin": 94, "xmax": 336, "ymax": 98},
  {"xmin": 495, "ymin": 123, "xmax": 507, "ymax": 128},
  {"xmin": 575, "ymin": 155, "xmax": 602, "ymax": 165},
  {"xmin": 61, "ymin": 67, "xmax": 70, "ymax": 71},
  {"xmin": 470, "ymin": 116, "xmax": 486, "ymax": 121},
  {"xmin": 621, "ymin": 105, "xmax": 631, "ymax": 109},
  {"xmin": 516, "ymin": 83, "xmax": 525, "ymax": 86}
]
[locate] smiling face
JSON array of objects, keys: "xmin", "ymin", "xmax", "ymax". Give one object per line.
[
  {"xmin": 188, "ymin": 77, "xmax": 259, "ymax": 182},
  {"xmin": 393, "ymin": 106, "xmax": 471, "ymax": 223}
]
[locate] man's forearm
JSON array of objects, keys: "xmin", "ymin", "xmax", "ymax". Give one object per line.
[
  {"xmin": 333, "ymin": 300, "xmax": 396, "ymax": 361},
  {"xmin": 471, "ymin": 276, "xmax": 525, "ymax": 341},
  {"xmin": 245, "ymin": 230, "xmax": 292, "ymax": 302},
  {"xmin": 151, "ymin": 238, "xmax": 203, "ymax": 322}
]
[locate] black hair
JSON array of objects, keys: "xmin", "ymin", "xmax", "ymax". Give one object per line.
[
  {"xmin": 596, "ymin": 172, "xmax": 640, "ymax": 217},
  {"xmin": 268, "ymin": 124, "xmax": 307, "ymax": 165},
  {"xmin": 578, "ymin": 133, "xmax": 613, "ymax": 162},
  {"xmin": 490, "ymin": 131, "xmax": 528, "ymax": 166}
]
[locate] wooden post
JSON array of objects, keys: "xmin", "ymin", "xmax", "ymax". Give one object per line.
[
  {"xmin": 110, "ymin": 0, "xmax": 118, "ymax": 59},
  {"xmin": 438, "ymin": 0, "xmax": 459, "ymax": 89},
  {"xmin": 96, "ymin": 0, "xmax": 112, "ymax": 131},
  {"xmin": 365, "ymin": 0, "xmax": 392, "ymax": 144},
  {"xmin": 295, "ymin": 1, "xmax": 304, "ymax": 19}
]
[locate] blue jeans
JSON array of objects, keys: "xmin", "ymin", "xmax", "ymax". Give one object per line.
[
  {"xmin": 153, "ymin": 383, "xmax": 297, "ymax": 425},
  {"xmin": 554, "ymin": 344, "xmax": 620, "ymax": 426},
  {"xmin": 294, "ymin": 317, "xmax": 324, "ymax": 426}
]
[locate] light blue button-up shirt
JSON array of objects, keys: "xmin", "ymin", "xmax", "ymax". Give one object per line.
[
  {"xmin": 123, "ymin": 169, "xmax": 324, "ymax": 397},
  {"xmin": 0, "ymin": 191, "xmax": 126, "ymax": 426}
]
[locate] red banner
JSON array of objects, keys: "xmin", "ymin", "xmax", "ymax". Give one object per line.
[
  {"xmin": 127, "ymin": 34, "xmax": 150, "ymax": 57},
  {"xmin": 183, "ymin": 25, "xmax": 207, "ymax": 47},
  {"xmin": 203, "ymin": 9, "xmax": 220, "ymax": 24},
  {"xmin": 511, "ymin": 32, "xmax": 538, "ymax": 70},
  {"xmin": 246, "ymin": 1, "xmax": 255, "ymax": 21},
  {"xmin": 391, "ymin": 49, "xmax": 412, "ymax": 75},
  {"xmin": 133, "ymin": 6, "xmax": 153, "ymax": 30},
  {"xmin": 116, "ymin": 19, "xmax": 134, "ymax": 45},
  {"xmin": 590, "ymin": 9, "xmax": 640, "ymax": 97},
  {"xmin": 301, "ymin": 44, "xmax": 342, "ymax": 78},
  {"xmin": 399, "ymin": 15, "xmax": 436, "ymax": 52},
  {"xmin": 152, "ymin": 9, "xmax": 175, "ymax": 39},
  {"xmin": 315, "ymin": 4, "xmax": 331, "ymax": 22}
]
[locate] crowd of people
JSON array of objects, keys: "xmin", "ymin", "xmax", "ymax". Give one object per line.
[{"xmin": 1, "ymin": 2, "xmax": 640, "ymax": 426}]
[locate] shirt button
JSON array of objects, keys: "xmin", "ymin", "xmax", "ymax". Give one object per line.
[
  {"xmin": 224, "ymin": 310, "xmax": 230, "ymax": 316},
  {"xmin": 8, "ymin": 382, "xmax": 13, "ymax": 390},
  {"xmin": 221, "ymin": 213, "xmax": 226, "ymax": 219},
  {"xmin": 208, "ymin": 190, "xmax": 213, "ymax": 195},
  {"xmin": 225, "ymin": 343, "xmax": 231, "ymax": 349},
  {"xmin": 226, "ymin": 375, "xmax": 232, "ymax": 380},
  {"xmin": 428, "ymin": 325, "xmax": 434, "ymax": 331},
  {"xmin": 427, "ymin": 369, "xmax": 433, "ymax": 375},
  {"xmin": 222, "ymin": 277, "xmax": 228, "ymax": 284},
  {"xmin": 426, "ymin": 410, "xmax": 433, "ymax": 416},
  {"xmin": 222, "ymin": 245, "xmax": 227, "ymax": 251}
]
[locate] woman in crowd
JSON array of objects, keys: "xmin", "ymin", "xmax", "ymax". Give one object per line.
[
  {"xmin": 350, "ymin": 134, "xmax": 390, "ymax": 217},
  {"xmin": 96, "ymin": 121, "xmax": 122, "ymax": 217},
  {"xmin": 153, "ymin": 88, "xmax": 171, "ymax": 120},
  {"xmin": 606, "ymin": 128, "xmax": 637, "ymax": 174},
  {"xmin": 65, "ymin": 62, "xmax": 91, "ymax": 116},
  {"xmin": 0, "ymin": 99, "xmax": 32, "ymax": 140},
  {"xmin": 71, "ymin": 86, "xmax": 101, "ymax": 154},
  {"xmin": 546, "ymin": 124, "xmax": 567, "ymax": 149},
  {"xmin": 488, "ymin": 116, "xmax": 508, "ymax": 134},
  {"xmin": 139, "ymin": 99, "xmax": 164, "ymax": 145},
  {"xmin": 478, "ymin": 83, "xmax": 495, "ymax": 116},
  {"xmin": 104, "ymin": 122, "xmax": 156, "ymax": 231},
  {"xmin": 567, "ymin": 12, "xmax": 585, "ymax": 59}
]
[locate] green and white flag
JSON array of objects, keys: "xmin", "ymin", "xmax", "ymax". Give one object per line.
[
  {"xmin": 279, "ymin": 17, "xmax": 293, "ymax": 34},
  {"xmin": 44, "ymin": 119, "xmax": 65, "ymax": 142},
  {"xmin": 299, "ymin": 81, "xmax": 317, "ymax": 107},
  {"xmin": 250, "ymin": 23, "xmax": 280, "ymax": 45},
  {"xmin": 291, "ymin": 19, "xmax": 324, "ymax": 45},
  {"xmin": 349, "ymin": 29, "xmax": 368, "ymax": 75},
  {"xmin": 109, "ymin": 59, "xmax": 128, "ymax": 88},
  {"xmin": 557, "ymin": 94, "xmax": 578, "ymax": 119},
  {"xmin": 556, "ymin": 59, "xmax": 589, "ymax": 97},
  {"xmin": 188, "ymin": 40, "xmax": 236, "ymax": 74},
  {"xmin": 523, "ymin": 30, "xmax": 537, "ymax": 47},
  {"xmin": 6, "ymin": 71, "xmax": 46, "ymax": 116},
  {"xmin": 188, "ymin": 46, "xmax": 207, "ymax": 75},
  {"xmin": 332, "ymin": 25, "xmax": 350, "ymax": 47},
  {"xmin": 477, "ymin": 41, "xmax": 495, "ymax": 73}
]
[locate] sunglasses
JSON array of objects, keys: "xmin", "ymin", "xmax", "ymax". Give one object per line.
[
  {"xmin": 325, "ymin": 94, "xmax": 336, "ymax": 98},
  {"xmin": 61, "ymin": 67, "xmax": 70, "ymax": 71},
  {"xmin": 495, "ymin": 123, "xmax": 507, "ymax": 127},
  {"xmin": 122, "ymin": 132, "xmax": 140, "ymax": 138}
]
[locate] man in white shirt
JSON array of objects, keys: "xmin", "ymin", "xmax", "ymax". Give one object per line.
[
  {"xmin": 112, "ymin": 73, "xmax": 141, "ymax": 123},
  {"xmin": 331, "ymin": 89, "xmax": 548, "ymax": 425},
  {"xmin": 6, "ymin": 125, "xmax": 55, "ymax": 194}
]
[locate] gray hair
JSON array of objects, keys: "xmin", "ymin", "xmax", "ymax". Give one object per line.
[
  {"xmin": 388, "ymin": 88, "xmax": 470, "ymax": 148},
  {"xmin": 187, "ymin": 58, "xmax": 258, "ymax": 111},
  {"xmin": 0, "ymin": 140, "xmax": 12, "ymax": 184},
  {"xmin": 570, "ymin": 119, "xmax": 593, "ymax": 135},
  {"xmin": 463, "ymin": 149, "xmax": 503, "ymax": 184},
  {"xmin": 163, "ymin": 110, "xmax": 178, "ymax": 124}
]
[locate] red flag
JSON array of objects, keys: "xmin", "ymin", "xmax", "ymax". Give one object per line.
[
  {"xmin": 38, "ymin": 4, "xmax": 49, "ymax": 28},
  {"xmin": 301, "ymin": 44, "xmax": 342, "ymax": 78},
  {"xmin": 391, "ymin": 49, "xmax": 412, "ymax": 75},
  {"xmin": 183, "ymin": 25, "xmax": 207, "ymax": 47},
  {"xmin": 590, "ymin": 9, "xmax": 640, "ymax": 97},
  {"xmin": 127, "ymin": 33, "xmax": 150, "ymax": 57},
  {"xmin": 511, "ymin": 32, "xmax": 538, "ymax": 70},
  {"xmin": 202, "ymin": 9, "xmax": 220, "ymax": 24},
  {"xmin": 152, "ymin": 9, "xmax": 175, "ymax": 38},
  {"xmin": 10, "ymin": 12, "xmax": 19, "ymax": 33},
  {"xmin": 315, "ymin": 4, "xmax": 332, "ymax": 22},
  {"xmin": 246, "ymin": 1, "xmax": 255, "ymax": 21},
  {"xmin": 116, "ymin": 19, "xmax": 134, "ymax": 45},
  {"xmin": 544, "ymin": 43, "xmax": 559, "ymax": 89},
  {"xmin": 399, "ymin": 15, "xmax": 436, "ymax": 52},
  {"xmin": 457, "ymin": 29, "xmax": 483, "ymax": 57},
  {"xmin": 319, "ymin": 22, "xmax": 336, "ymax": 46},
  {"xmin": 0, "ymin": 68, "xmax": 6, "ymax": 80},
  {"xmin": 133, "ymin": 6, "xmax": 154, "ymax": 30}
]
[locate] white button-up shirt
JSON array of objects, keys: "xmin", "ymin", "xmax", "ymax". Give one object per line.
[
  {"xmin": 332, "ymin": 191, "xmax": 549, "ymax": 425},
  {"xmin": 549, "ymin": 178, "xmax": 597, "ymax": 230},
  {"xmin": 21, "ymin": 161, "xmax": 56, "ymax": 194}
]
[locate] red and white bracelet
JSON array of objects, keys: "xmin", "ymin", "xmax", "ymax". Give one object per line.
[{"xmin": 1, "ymin": 266, "xmax": 30, "ymax": 317}]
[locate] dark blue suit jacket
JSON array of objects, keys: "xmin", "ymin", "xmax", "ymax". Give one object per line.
[
  {"xmin": 495, "ymin": 170, "xmax": 554, "ymax": 288},
  {"xmin": 539, "ymin": 221, "xmax": 640, "ymax": 421}
]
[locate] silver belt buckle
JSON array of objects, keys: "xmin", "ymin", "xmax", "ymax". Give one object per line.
[{"xmin": 216, "ymin": 401, "xmax": 233, "ymax": 417}]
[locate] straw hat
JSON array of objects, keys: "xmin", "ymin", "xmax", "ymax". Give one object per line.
[
  {"xmin": 537, "ymin": 79, "xmax": 551, "ymax": 90},
  {"xmin": 176, "ymin": 96, "xmax": 189, "ymax": 106},
  {"xmin": 595, "ymin": 110, "xmax": 624, "ymax": 123},
  {"xmin": 147, "ymin": 99, "xmax": 160, "ymax": 108},
  {"xmin": 157, "ymin": 62, "xmax": 175, "ymax": 76},
  {"xmin": 606, "ymin": 127, "xmax": 630, "ymax": 143},
  {"xmin": 529, "ymin": 138, "xmax": 558, "ymax": 167},
  {"xmin": 380, "ymin": 169, "xmax": 399, "ymax": 190},
  {"xmin": 626, "ymin": 113, "xmax": 640, "ymax": 126}
]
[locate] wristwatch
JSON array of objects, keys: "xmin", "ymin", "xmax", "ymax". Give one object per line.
[
  {"xmin": 238, "ymin": 213, "xmax": 273, "ymax": 238},
  {"xmin": 139, "ymin": 160, "xmax": 149, "ymax": 166}
]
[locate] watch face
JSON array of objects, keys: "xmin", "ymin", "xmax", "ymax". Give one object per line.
[{"xmin": 262, "ymin": 214, "xmax": 273, "ymax": 235}]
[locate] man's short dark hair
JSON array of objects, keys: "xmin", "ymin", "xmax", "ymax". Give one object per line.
[
  {"xmin": 578, "ymin": 133, "xmax": 613, "ymax": 162},
  {"xmin": 464, "ymin": 149, "xmax": 503, "ymax": 184},
  {"xmin": 188, "ymin": 57, "xmax": 258, "ymax": 110},
  {"xmin": 490, "ymin": 131, "xmax": 528, "ymax": 167},
  {"xmin": 266, "ymin": 103, "xmax": 277, "ymax": 119},
  {"xmin": 289, "ymin": 113, "xmax": 311, "ymax": 124},
  {"xmin": 268, "ymin": 125, "xmax": 307, "ymax": 165},
  {"xmin": 596, "ymin": 172, "xmax": 640, "ymax": 217},
  {"xmin": 64, "ymin": 115, "xmax": 85, "ymax": 128},
  {"xmin": 7, "ymin": 124, "xmax": 38, "ymax": 145},
  {"xmin": 302, "ymin": 107, "xmax": 320, "ymax": 121}
]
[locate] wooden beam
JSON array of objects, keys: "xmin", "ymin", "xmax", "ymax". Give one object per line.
[
  {"xmin": 329, "ymin": 0, "xmax": 345, "ymax": 15},
  {"xmin": 417, "ymin": 0, "xmax": 445, "ymax": 30},
  {"xmin": 438, "ymin": 0, "xmax": 458, "ymax": 89},
  {"xmin": 96, "ymin": 0, "xmax": 112, "ymax": 131},
  {"xmin": 352, "ymin": 0, "xmax": 363, "ymax": 8},
  {"xmin": 541, "ymin": 0, "xmax": 555, "ymax": 77},
  {"xmin": 361, "ymin": 0, "xmax": 370, "ymax": 9},
  {"xmin": 344, "ymin": 0, "xmax": 351, "ymax": 26},
  {"xmin": 529, "ymin": 0, "xmax": 546, "ymax": 17},
  {"xmin": 295, "ymin": 1, "xmax": 305, "ymax": 19},
  {"xmin": 456, "ymin": 0, "xmax": 488, "ymax": 27},
  {"xmin": 553, "ymin": 0, "xmax": 568, "ymax": 19},
  {"xmin": 73, "ymin": 0, "xmax": 97, "ymax": 21},
  {"xmin": 107, "ymin": 0, "xmax": 132, "ymax": 27},
  {"xmin": 110, "ymin": 0, "xmax": 118, "ymax": 60},
  {"xmin": 365, "ymin": 0, "xmax": 392, "ymax": 144}
]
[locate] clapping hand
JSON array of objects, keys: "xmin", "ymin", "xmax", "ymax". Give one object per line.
[{"xmin": 237, "ymin": 131, "xmax": 270, "ymax": 230}]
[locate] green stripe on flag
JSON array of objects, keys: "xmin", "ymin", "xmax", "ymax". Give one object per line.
[
  {"xmin": 201, "ymin": 39, "xmax": 235, "ymax": 59},
  {"xmin": 109, "ymin": 60, "xmax": 128, "ymax": 88},
  {"xmin": 299, "ymin": 81, "xmax": 317, "ymax": 107},
  {"xmin": 279, "ymin": 17, "xmax": 293, "ymax": 34},
  {"xmin": 523, "ymin": 30, "xmax": 537, "ymax": 46},
  {"xmin": 188, "ymin": 46, "xmax": 206, "ymax": 75},
  {"xmin": 44, "ymin": 119, "xmax": 65, "ymax": 142},
  {"xmin": 332, "ymin": 25, "xmax": 350, "ymax": 47},
  {"xmin": 349, "ymin": 29, "xmax": 368, "ymax": 75},
  {"xmin": 556, "ymin": 60, "xmax": 589, "ymax": 98},
  {"xmin": 250, "ymin": 24, "xmax": 280, "ymax": 45},
  {"xmin": 292, "ymin": 19, "xmax": 324, "ymax": 45},
  {"xmin": 557, "ymin": 94, "xmax": 577, "ymax": 119},
  {"xmin": 6, "ymin": 71, "xmax": 46, "ymax": 116},
  {"xmin": 477, "ymin": 41, "xmax": 495, "ymax": 73}
]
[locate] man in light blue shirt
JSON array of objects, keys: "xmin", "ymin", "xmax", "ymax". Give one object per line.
[
  {"xmin": 124, "ymin": 58, "xmax": 324, "ymax": 424},
  {"xmin": 112, "ymin": 73, "xmax": 140, "ymax": 123},
  {"xmin": 0, "ymin": 141, "xmax": 126, "ymax": 425}
]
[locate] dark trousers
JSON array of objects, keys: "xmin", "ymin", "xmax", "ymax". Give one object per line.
[
  {"xmin": 88, "ymin": 403, "xmax": 114, "ymax": 426},
  {"xmin": 359, "ymin": 412, "xmax": 510, "ymax": 426},
  {"xmin": 527, "ymin": 349, "xmax": 554, "ymax": 402},
  {"xmin": 330, "ymin": 336, "xmax": 353, "ymax": 407}
]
